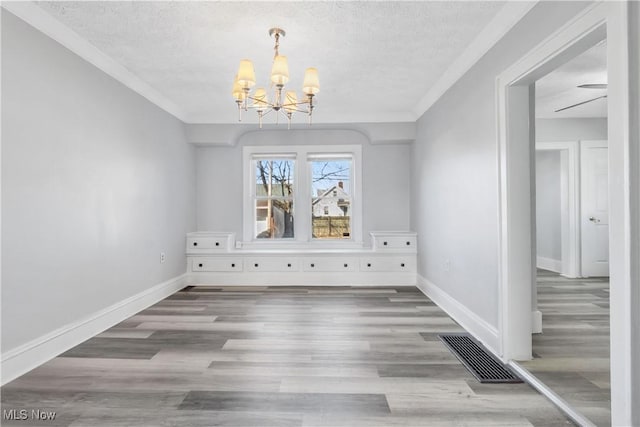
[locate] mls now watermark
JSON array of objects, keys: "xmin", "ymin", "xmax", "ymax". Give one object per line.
[{"xmin": 3, "ymin": 409, "xmax": 57, "ymax": 421}]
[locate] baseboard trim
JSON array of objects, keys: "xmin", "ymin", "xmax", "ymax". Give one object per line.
[
  {"xmin": 1, "ymin": 273, "xmax": 188, "ymax": 386},
  {"xmin": 509, "ymin": 361, "xmax": 597, "ymax": 427},
  {"xmin": 537, "ymin": 256, "xmax": 563, "ymax": 274},
  {"xmin": 532, "ymin": 309, "xmax": 543, "ymax": 334},
  {"xmin": 416, "ymin": 274, "xmax": 500, "ymax": 357}
]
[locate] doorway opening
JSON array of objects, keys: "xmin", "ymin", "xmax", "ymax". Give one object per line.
[
  {"xmin": 524, "ymin": 37, "xmax": 611, "ymax": 427},
  {"xmin": 492, "ymin": 1, "xmax": 639, "ymax": 424}
]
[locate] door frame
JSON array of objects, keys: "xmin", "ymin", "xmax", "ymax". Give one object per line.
[
  {"xmin": 496, "ymin": 0, "xmax": 608, "ymax": 361},
  {"xmin": 496, "ymin": 2, "xmax": 639, "ymax": 425},
  {"xmin": 535, "ymin": 141, "xmax": 581, "ymax": 278}
]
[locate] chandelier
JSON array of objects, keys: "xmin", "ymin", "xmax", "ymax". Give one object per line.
[{"xmin": 232, "ymin": 28, "xmax": 320, "ymax": 128}]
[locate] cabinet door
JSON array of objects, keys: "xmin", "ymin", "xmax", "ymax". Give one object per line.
[
  {"xmin": 302, "ymin": 257, "xmax": 359, "ymax": 272},
  {"xmin": 191, "ymin": 258, "xmax": 242, "ymax": 272},
  {"xmin": 245, "ymin": 257, "xmax": 299, "ymax": 272}
]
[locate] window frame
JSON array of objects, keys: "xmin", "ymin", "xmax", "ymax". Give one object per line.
[
  {"xmin": 309, "ymin": 154, "xmax": 354, "ymax": 240},
  {"xmin": 242, "ymin": 144, "xmax": 363, "ymax": 248},
  {"xmin": 252, "ymin": 156, "xmax": 296, "ymax": 239}
]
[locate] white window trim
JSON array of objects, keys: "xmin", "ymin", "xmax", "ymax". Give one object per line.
[{"xmin": 242, "ymin": 144, "xmax": 363, "ymax": 250}]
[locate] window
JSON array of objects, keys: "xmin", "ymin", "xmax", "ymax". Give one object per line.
[
  {"xmin": 311, "ymin": 158, "xmax": 352, "ymax": 239},
  {"xmin": 253, "ymin": 158, "xmax": 294, "ymax": 239},
  {"xmin": 243, "ymin": 145, "xmax": 362, "ymax": 246}
]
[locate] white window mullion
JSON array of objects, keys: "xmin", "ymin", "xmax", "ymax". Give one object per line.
[
  {"xmin": 294, "ymin": 151, "xmax": 308, "ymax": 243},
  {"xmin": 242, "ymin": 147, "xmax": 253, "ymax": 242},
  {"xmin": 351, "ymin": 149, "xmax": 363, "ymax": 244}
]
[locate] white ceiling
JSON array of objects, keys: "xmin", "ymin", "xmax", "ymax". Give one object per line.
[
  {"xmin": 31, "ymin": 1, "xmax": 512, "ymax": 124},
  {"xmin": 536, "ymin": 41, "xmax": 607, "ymax": 119}
]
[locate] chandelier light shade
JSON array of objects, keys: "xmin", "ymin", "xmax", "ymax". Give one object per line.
[
  {"xmin": 270, "ymin": 55, "xmax": 289, "ymax": 85},
  {"xmin": 232, "ymin": 28, "xmax": 319, "ymax": 128},
  {"xmin": 232, "ymin": 76, "xmax": 246, "ymax": 102},
  {"xmin": 236, "ymin": 60, "xmax": 256, "ymax": 88},
  {"xmin": 252, "ymin": 88, "xmax": 268, "ymax": 111},
  {"xmin": 303, "ymin": 68, "xmax": 320, "ymax": 95}
]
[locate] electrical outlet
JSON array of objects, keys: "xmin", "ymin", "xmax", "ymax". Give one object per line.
[
  {"xmin": 160, "ymin": 252, "xmax": 166, "ymax": 263},
  {"xmin": 443, "ymin": 259, "xmax": 451, "ymax": 272}
]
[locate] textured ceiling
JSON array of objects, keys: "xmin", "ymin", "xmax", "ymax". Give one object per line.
[
  {"xmin": 35, "ymin": 1, "xmax": 506, "ymax": 124},
  {"xmin": 536, "ymin": 41, "xmax": 607, "ymax": 119}
]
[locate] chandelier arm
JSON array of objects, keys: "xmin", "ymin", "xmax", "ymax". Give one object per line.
[
  {"xmin": 245, "ymin": 95, "xmax": 263, "ymax": 103},
  {"xmin": 286, "ymin": 100, "xmax": 311, "ymax": 106},
  {"xmin": 285, "ymin": 107, "xmax": 311, "ymax": 114},
  {"xmin": 246, "ymin": 104, "xmax": 279, "ymax": 111},
  {"xmin": 245, "ymin": 94, "xmax": 279, "ymax": 111},
  {"xmin": 282, "ymin": 99, "xmax": 313, "ymax": 113}
]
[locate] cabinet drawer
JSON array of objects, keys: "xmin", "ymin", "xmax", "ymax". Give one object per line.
[
  {"xmin": 372, "ymin": 235, "xmax": 417, "ymax": 251},
  {"xmin": 246, "ymin": 257, "xmax": 299, "ymax": 272},
  {"xmin": 302, "ymin": 257, "xmax": 359, "ymax": 272},
  {"xmin": 191, "ymin": 258, "xmax": 242, "ymax": 272},
  {"xmin": 360, "ymin": 257, "xmax": 415, "ymax": 272},
  {"xmin": 186, "ymin": 237, "xmax": 227, "ymax": 252}
]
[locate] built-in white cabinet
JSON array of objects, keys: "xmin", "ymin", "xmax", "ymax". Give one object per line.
[
  {"xmin": 360, "ymin": 256, "xmax": 414, "ymax": 272},
  {"xmin": 186, "ymin": 232, "xmax": 235, "ymax": 254},
  {"xmin": 191, "ymin": 257, "xmax": 242, "ymax": 272},
  {"xmin": 245, "ymin": 257, "xmax": 299, "ymax": 272},
  {"xmin": 371, "ymin": 232, "xmax": 417, "ymax": 251},
  {"xmin": 301, "ymin": 257, "xmax": 359, "ymax": 272},
  {"xmin": 185, "ymin": 231, "xmax": 417, "ymax": 285}
]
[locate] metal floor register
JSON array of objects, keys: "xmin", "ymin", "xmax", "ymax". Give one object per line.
[{"xmin": 438, "ymin": 333, "xmax": 523, "ymax": 383}]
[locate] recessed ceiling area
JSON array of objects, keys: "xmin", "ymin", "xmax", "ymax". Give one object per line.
[
  {"xmin": 536, "ymin": 41, "xmax": 607, "ymax": 119},
  {"xmin": 34, "ymin": 1, "xmax": 509, "ymax": 124}
]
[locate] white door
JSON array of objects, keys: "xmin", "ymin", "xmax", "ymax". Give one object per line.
[{"xmin": 580, "ymin": 140, "xmax": 609, "ymax": 277}]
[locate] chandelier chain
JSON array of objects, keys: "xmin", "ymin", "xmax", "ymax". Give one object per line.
[{"xmin": 274, "ymin": 32, "xmax": 280, "ymax": 59}]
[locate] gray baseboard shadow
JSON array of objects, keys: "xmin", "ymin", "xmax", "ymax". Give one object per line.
[{"xmin": 509, "ymin": 361, "xmax": 598, "ymax": 427}]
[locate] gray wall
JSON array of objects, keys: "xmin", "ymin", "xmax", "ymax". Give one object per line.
[
  {"xmin": 410, "ymin": 2, "xmax": 594, "ymax": 328},
  {"xmin": 196, "ymin": 129, "xmax": 411, "ymax": 245},
  {"xmin": 535, "ymin": 150, "xmax": 562, "ymax": 262},
  {"xmin": 536, "ymin": 118, "xmax": 608, "ymax": 141},
  {"xmin": 1, "ymin": 12, "xmax": 196, "ymax": 351}
]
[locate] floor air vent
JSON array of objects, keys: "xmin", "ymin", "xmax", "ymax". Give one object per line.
[{"xmin": 438, "ymin": 333, "xmax": 522, "ymax": 383}]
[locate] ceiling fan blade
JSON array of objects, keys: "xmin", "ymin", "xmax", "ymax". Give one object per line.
[
  {"xmin": 577, "ymin": 84, "xmax": 608, "ymax": 89},
  {"xmin": 555, "ymin": 95, "xmax": 607, "ymax": 113}
]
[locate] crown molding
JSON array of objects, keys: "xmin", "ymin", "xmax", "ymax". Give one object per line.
[
  {"xmin": 184, "ymin": 110, "xmax": 417, "ymax": 125},
  {"xmin": 412, "ymin": 1, "xmax": 538, "ymax": 119},
  {"xmin": 1, "ymin": 1, "xmax": 188, "ymax": 122},
  {"xmin": 184, "ymin": 122, "xmax": 416, "ymax": 146}
]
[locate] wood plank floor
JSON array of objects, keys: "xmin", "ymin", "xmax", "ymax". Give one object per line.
[
  {"xmin": 521, "ymin": 270, "xmax": 610, "ymax": 426},
  {"xmin": 1, "ymin": 286, "xmax": 574, "ymax": 426}
]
